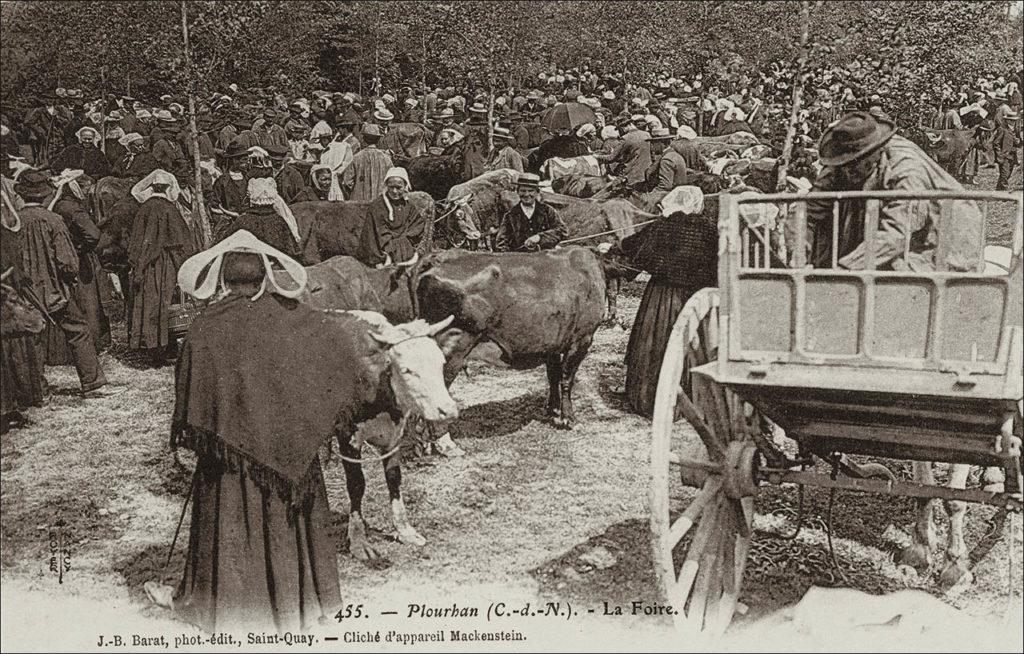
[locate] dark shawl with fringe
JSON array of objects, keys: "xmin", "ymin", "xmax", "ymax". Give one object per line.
[{"xmin": 172, "ymin": 294, "xmax": 394, "ymax": 505}]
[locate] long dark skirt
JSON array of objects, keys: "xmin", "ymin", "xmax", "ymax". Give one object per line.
[
  {"xmin": 173, "ymin": 453, "xmax": 342, "ymax": 634},
  {"xmin": 129, "ymin": 254, "xmax": 178, "ymax": 351},
  {"xmin": 1, "ymin": 334, "xmax": 46, "ymax": 415},
  {"xmin": 625, "ymin": 278, "xmax": 697, "ymax": 418}
]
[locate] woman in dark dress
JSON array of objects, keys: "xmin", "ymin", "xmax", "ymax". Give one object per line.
[
  {"xmin": 1, "ymin": 189, "xmax": 46, "ymax": 425},
  {"xmin": 217, "ymin": 175, "xmax": 304, "ymax": 263},
  {"xmin": 145, "ymin": 232, "xmax": 342, "ymax": 633},
  {"xmin": 357, "ymin": 167, "xmax": 427, "ymax": 267},
  {"xmin": 620, "ymin": 187, "xmax": 718, "ymax": 417},
  {"xmin": 126, "ymin": 170, "xmax": 198, "ymax": 362}
]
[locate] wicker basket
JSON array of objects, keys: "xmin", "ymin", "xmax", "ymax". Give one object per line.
[{"xmin": 168, "ymin": 290, "xmax": 204, "ymax": 338}]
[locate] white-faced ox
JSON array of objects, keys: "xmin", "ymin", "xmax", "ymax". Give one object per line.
[
  {"xmin": 331, "ymin": 310, "xmax": 458, "ymax": 560},
  {"xmin": 300, "ymin": 249, "xmax": 607, "ymax": 557}
]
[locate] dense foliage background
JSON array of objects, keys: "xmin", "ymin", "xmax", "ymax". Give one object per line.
[{"xmin": 2, "ymin": 1, "xmax": 1021, "ymax": 124}]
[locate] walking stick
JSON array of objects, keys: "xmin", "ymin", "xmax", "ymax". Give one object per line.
[{"xmin": 165, "ymin": 468, "xmax": 198, "ymax": 568}]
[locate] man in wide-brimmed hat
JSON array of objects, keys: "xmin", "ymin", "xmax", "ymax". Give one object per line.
[
  {"xmin": 494, "ymin": 173, "xmax": 566, "ymax": 252},
  {"xmin": 210, "ymin": 138, "xmax": 250, "ymax": 218},
  {"xmin": 334, "ymin": 108, "xmax": 362, "ymax": 155},
  {"xmin": 488, "ymin": 126, "xmax": 525, "ymax": 173},
  {"xmin": 807, "ymin": 111, "xmax": 983, "ymax": 271},
  {"xmin": 151, "ymin": 110, "xmax": 187, "ymax": 177},
  {"xmin": 13, "ymin": 170, "xmax": 120, "ymax": 398},
  {"xmin": 24, "ymin": 90, "xmax": 71, "ymax": 167},
  {"xmin": 265, "ymin": 143, "xmax": 306, "ymax": 204},
  {"xmin": 645, "ymin": 127, "xmax": 684, "ymax": 202},
  {"xmin": 342, "ymin": 123, "xmax": 392, "ymax": 201},
  {"xmin": 522, "ymin": 90, "xmax": 544, "ymax": 117}
]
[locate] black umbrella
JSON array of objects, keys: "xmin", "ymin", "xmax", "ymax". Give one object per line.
[{"xmin": 540, "ymin": 102, "xmax": 598, "ymax": 133}]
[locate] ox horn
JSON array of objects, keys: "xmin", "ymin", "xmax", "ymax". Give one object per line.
[
  {"xmin": 394, "ymin": 251, "xmax": 419, "ymax": 268},
  {"xmin": 426, "ymin": 315, "xmax": 455, "ymax": 336}
]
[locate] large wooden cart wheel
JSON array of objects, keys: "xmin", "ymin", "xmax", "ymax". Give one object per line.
[{"xmin": 650, "ymin": 288, "xmax": 763, "ymax": 636}]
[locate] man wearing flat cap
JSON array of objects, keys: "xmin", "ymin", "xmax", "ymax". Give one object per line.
[
  {"xmin": 807, "ymin": 111, "xmax": 983, "ymax": 272},
  {"xmin": 494, "ymin": 173, "xmax": 566, "ymax": 252}
]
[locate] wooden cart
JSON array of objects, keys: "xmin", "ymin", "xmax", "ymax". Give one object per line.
[{"xmin": 649, "ymin": 189, "xmax": 1023, "ymax": 635}]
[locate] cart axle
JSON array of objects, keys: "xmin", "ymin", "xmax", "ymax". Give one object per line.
[
  {"xmin": 674, "ymin": 457, "xmax": 1022, "ymax": 510},
  {"xmin": 759, "ymin": 467, "xmax": 1022, "ymax": 511}
]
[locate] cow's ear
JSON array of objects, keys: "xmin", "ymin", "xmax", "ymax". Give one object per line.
[{"xmin": 435, "ymin": 327, "xmax": 467, "ymax": 359}]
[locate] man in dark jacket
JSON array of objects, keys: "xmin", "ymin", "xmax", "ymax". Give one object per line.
[
  {"xmin": 151, "ymin": 112, "xmax": 188, "ymax": 178},
  {"xmin": 14, "ymin": 170, "xmax": 118, "ymax": 397},
  {"xmin": 24, "ymin": 94, "xmax": 69, "ymax": 167},
  {"xmin": 992, "ymin": 109, "xmax": 1020, "ymax": 190},
  {"xmin": 266, "ymin": 144, "xmax": 307, "ymax": 204},
  {"xmin": 48, "ymin": 174, "xmax": 110, "ymax": 353},
  {"xmin": 494, "ymin": 173, "xmax": 567, "ymax": 252}
]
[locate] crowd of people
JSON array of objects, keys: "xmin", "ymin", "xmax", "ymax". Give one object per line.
[{"xmin": 1, "ymin": 61, "xmax": 1021, "ymax": 422}]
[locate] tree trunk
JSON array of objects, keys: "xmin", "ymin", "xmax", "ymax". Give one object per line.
[
  {"xmin": 373, "ymin": 6, "xmax": 381, "ymax": 91},
  {"xmin": 181, "ymin": 0, "xmax": 211, "ymax": 247},
  {"xmin": 775, "ymin": 0, "xmax": 816, "ymax": 192},
  {"xmin": 100, "ymin": 67, "xmax": 107, "ymax": 154},
  {"xmin": 698, "ymin": 92, "xmax": 706, "ymax": 136},
  {"xmin": 487, "ymin": 77, "xmax": 496, "ymax": 156},
  {"xmin": 421, "ymin": 34, "xmax": 428, "ymax": 127}
]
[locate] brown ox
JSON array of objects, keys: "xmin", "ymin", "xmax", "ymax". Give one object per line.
[
  {"xmin": 289, "ymin": 192, "xmax": 435, "ymax": 261},
  {"xmin": 914, "ymin": 128, "xmax": 975, "ymax": 180},
  {"xmin": 416, "ymin": 247, "xmax": 607, "ymax": 428}
]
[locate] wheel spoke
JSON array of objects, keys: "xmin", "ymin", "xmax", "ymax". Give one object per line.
[
  {"xmin": 669, "ymin": 477, "xmax": 722, "ymax": 548},
  {"xmin": 686, "ymin": 509, "xmax": 724, "ymax": 632},
  {"xmin": 712, "ymin": 507, "xmax": 738, "ymax": 637},
  {"xmin": 672, "ymin": 495, "xmax": 720, "ymax": 610},
  {"xmin": 730, "ymin": 497, "xmax": 752, "ymax": 539},
  {"xmin": 701, "ymin": 518, "xmax": 728, "ymax": 634}
]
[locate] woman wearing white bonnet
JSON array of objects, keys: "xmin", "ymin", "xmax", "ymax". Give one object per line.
[
  {"xmin": 718, "ymin": 105, "xmax": 755, "ymax": 137},
  {"xmin": 216, "ymin": 175, "xmax": 307, "ymax": 263},
  {"xmin": 126, "ymin": 169, "xmax": 199, "ymax": 362},
  {"xmin": 615, "ymin": 185, "xmax": 718, "ymax": 416},
  {"xmin": 599, "ymin": 125, "xmax": 623, "ymax": 154},
  {"xmin": 357, "ymin": 166, "xmax": 428, "ymax": 268},
  {"xmin": 48, "ymin": 125, "xmax": 112, "ymax": 179}
]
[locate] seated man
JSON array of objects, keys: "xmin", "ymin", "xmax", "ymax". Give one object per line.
[
  {"xmin": 494, "ymin": 173, "xmax": 567, "ymax": 252},
  {"xmin": 807, "ymin": 112, "xmax": 983, "ymax": 272}
]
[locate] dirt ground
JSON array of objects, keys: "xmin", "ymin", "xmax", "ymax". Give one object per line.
[{"xmin": 1, "ymin": 164, "xmax": 1022, "ymax": 652}]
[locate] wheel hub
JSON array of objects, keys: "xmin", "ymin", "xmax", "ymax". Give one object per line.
[{"xmin": 723, "ymin": 441, "xmax": 759, "ymax": 499}]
